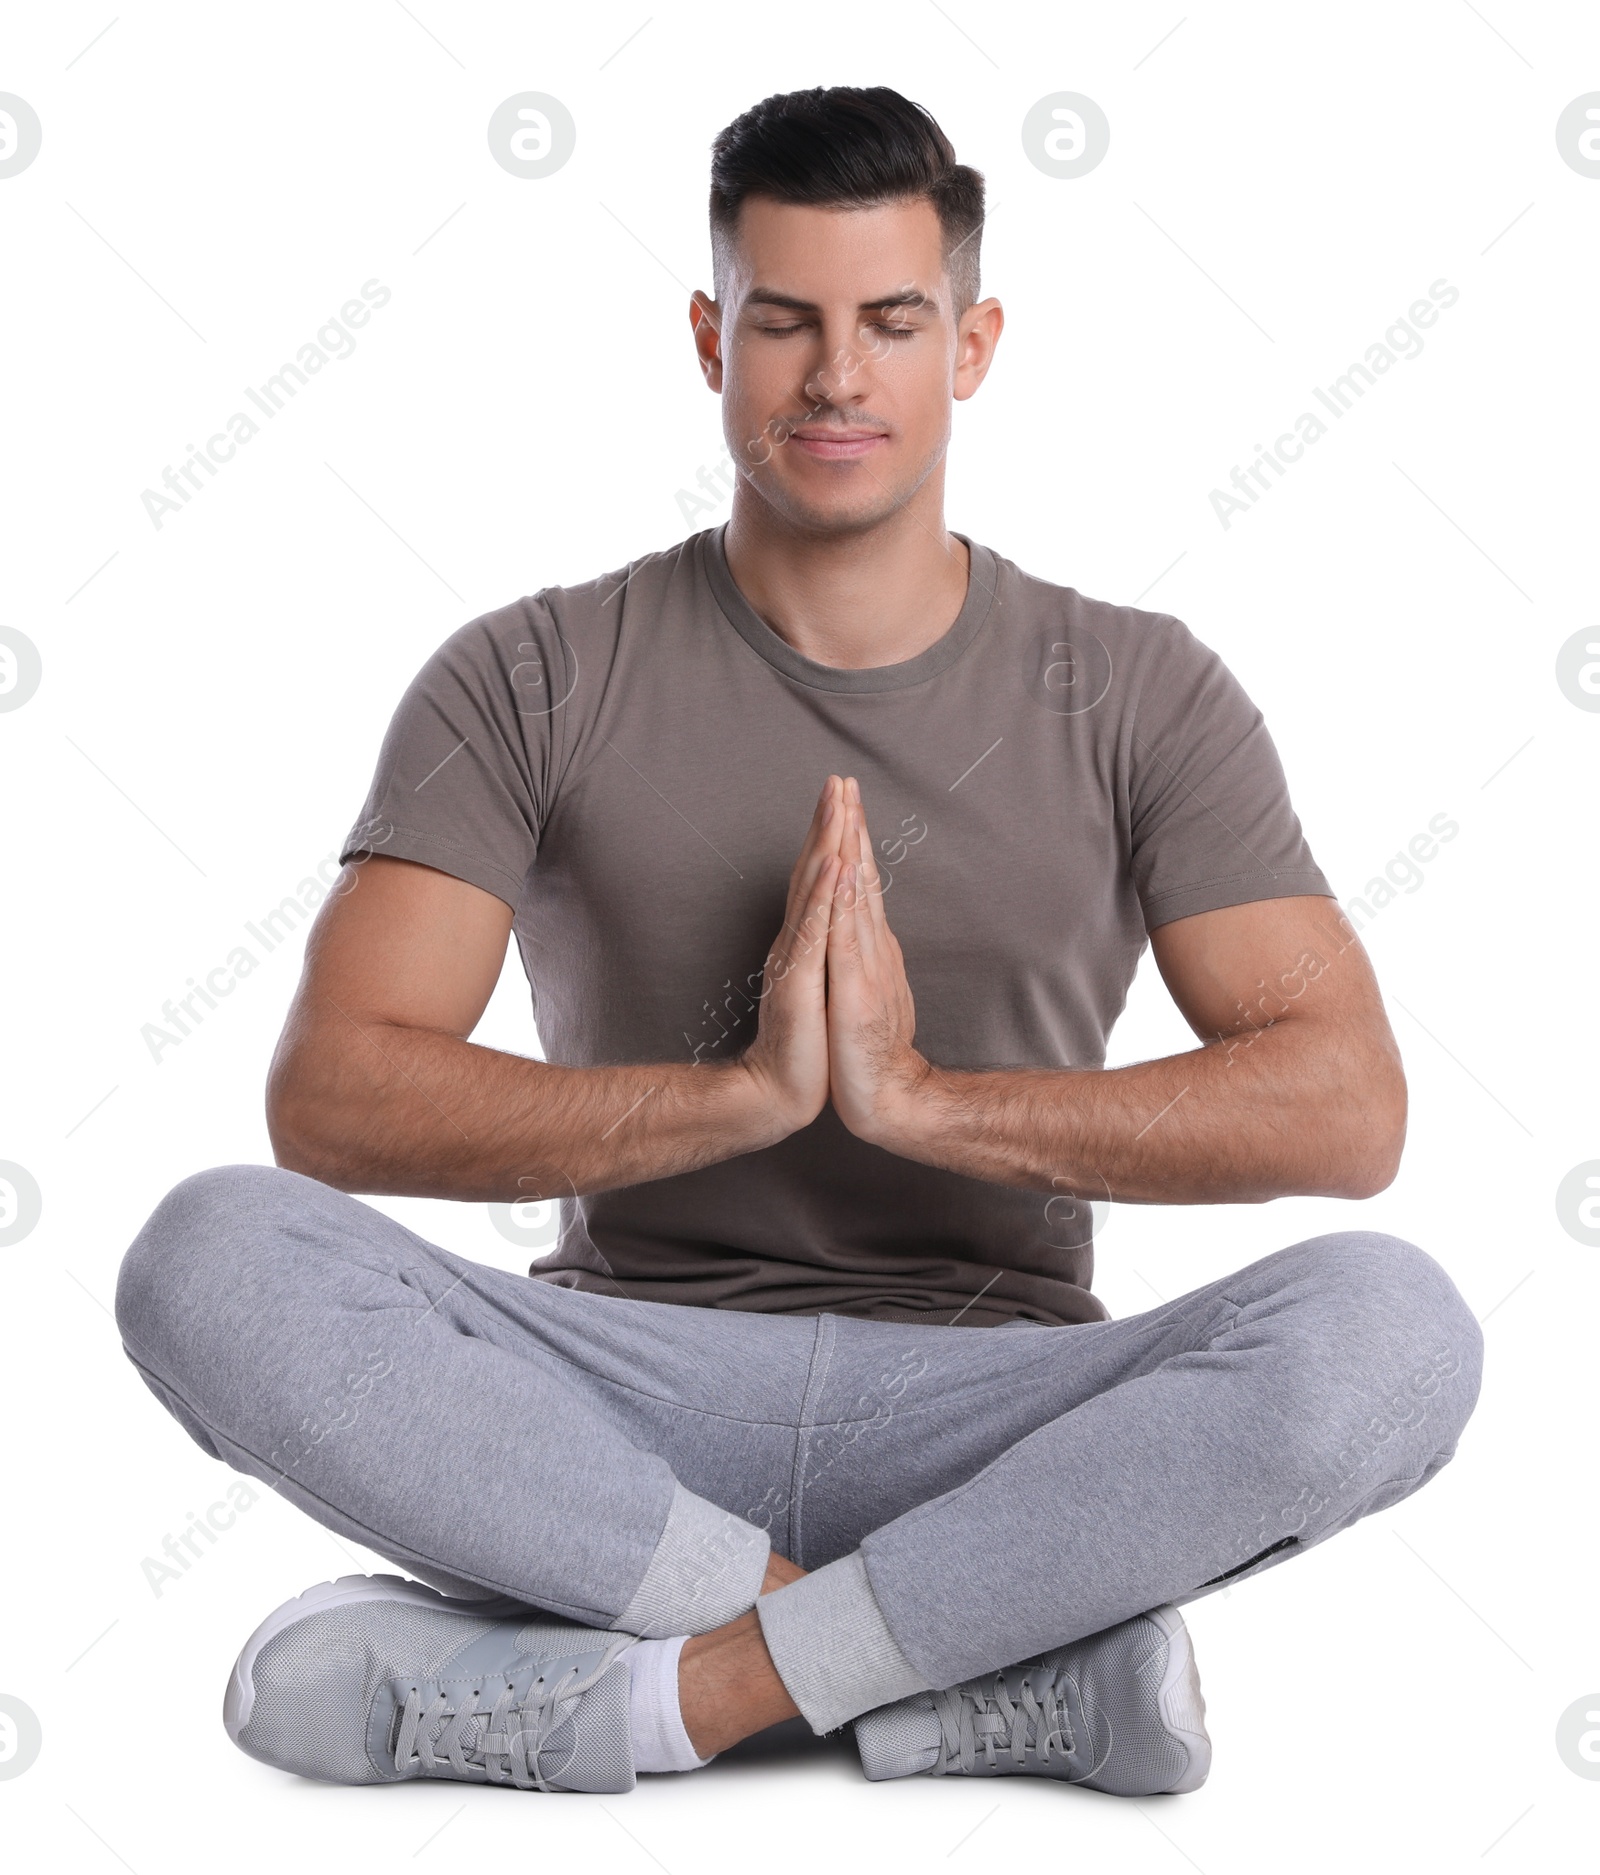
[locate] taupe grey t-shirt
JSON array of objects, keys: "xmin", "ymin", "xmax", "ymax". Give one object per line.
[{"xmin": 341, "ymin": 526, "xmax": 1334, "ymax": 1327}]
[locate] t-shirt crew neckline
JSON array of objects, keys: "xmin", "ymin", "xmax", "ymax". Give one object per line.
[{"xmin": 701, "ymin": 523, "xmax": 999, "ymax": 695}]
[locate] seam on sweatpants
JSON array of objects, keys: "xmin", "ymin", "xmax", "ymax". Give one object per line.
[
  {"xmin": 1209, "ymin": 1298, "xmax": 1248, "ymax": 1339},
  {"xmin": 119, "ymin": 1342, "xmax": 623, "ymax": 1625},
  {"xmin": 530, "ymin": 1361, "xmax": 811, "ymax": 1430},
  {"xmin": 788, "ymin": 1313, "xmax": 836, "ymax": 1569}
]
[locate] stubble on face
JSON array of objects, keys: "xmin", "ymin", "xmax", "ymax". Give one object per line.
[{"xmin": 709, "ymin": 198, "xmax": 963, "ymax": 541}]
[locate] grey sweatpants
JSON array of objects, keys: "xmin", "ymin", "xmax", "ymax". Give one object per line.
[{"xmin": 115, "ymin": 1165, "xmax": 1483, "ymax": 1733}]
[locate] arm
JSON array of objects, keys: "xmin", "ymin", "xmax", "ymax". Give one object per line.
[
  {"xmin": 267, "ymin": 779, "xmax": 849, "ymax": 1201},
  {"xmin": 824, "ymin": 784, "xmax": 1407, "ymax": 1205}
]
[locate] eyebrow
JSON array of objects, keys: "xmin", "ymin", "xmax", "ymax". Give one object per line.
[{"xmin": 742, "ymin": 287, "xmax": 941, "ymax": 316}]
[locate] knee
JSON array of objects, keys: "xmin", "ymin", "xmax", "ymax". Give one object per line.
[
  {"xmin": 1288, "ymin": 1231, "xmax": 1484, "ymax": 1451},
  {"xmin": 115, "ymin": 1163, "xmax": 305, "ymax": 1364}
]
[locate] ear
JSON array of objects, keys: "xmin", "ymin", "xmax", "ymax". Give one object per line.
[
  {"xmin": 953, "ymin": 297, "xmax": 1004, "ymax": 403},
  {"xmin": 690, "ymin": 290, "xmax": 724, "ymax": 392}
]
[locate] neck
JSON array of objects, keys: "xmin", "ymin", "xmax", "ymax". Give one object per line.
[{"xmin": 722, "ymin": 482, "xmax": 970, "ymax": 671}]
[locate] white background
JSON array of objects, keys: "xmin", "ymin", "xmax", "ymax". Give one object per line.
[{"xmin": 2, "ymin": 2, "xmax": 1596, "ymax": 1869}]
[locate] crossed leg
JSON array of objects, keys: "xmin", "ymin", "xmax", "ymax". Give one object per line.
[{"xmin": 115, "ymin": 1164, "xmax": 1483, "ymax": 1754}]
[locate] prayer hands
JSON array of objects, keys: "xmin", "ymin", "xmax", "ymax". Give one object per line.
[{"xmin": 740, "ymin": 774, "xmax": 928, "ymax": 1146}]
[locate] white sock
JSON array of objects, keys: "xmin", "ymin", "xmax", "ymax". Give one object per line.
[{"xmin": 622, "ymin": 1636, "xmax": 714, "ymax": 1774}]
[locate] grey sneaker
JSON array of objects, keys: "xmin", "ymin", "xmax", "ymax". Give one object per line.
[
  {"xmin": 854, "ymin": 1605, "xmax": 1209, "ymax": 1796},
  {"xmin": 223, "ymin": 1574, "xmax": 638, "ymax": 1793}
]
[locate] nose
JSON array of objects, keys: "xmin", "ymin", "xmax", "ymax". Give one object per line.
[{"xmin": 803, "ymin": 326, "xmax": 875, "ymax": 415}]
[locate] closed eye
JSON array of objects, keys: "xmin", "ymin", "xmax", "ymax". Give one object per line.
[{"xmin": 757, "ymin": 322, "xmax": 919, "ymax": 340}]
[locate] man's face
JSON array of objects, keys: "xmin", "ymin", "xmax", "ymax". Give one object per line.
[{"xmin": 692, "ymin": 196, "xmax": 1001, "ymax": 537}]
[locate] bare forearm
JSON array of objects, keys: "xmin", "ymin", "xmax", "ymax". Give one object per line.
[
  {"xmin": 874, "ymin": 1017, "xmax": 1405, "ymax": 1205},
  {"xmin": 267, "ymin": 1019, "xmax": 782, "ymax": 1202}
]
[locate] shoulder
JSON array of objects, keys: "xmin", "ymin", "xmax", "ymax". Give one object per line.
[
  {"xmin": 981, "ymin": 544, "xmax": 1212, "ymax": 715},
  {"xmin": 413, "ymin": 531, "xmax": 707, "ymax": 707}
]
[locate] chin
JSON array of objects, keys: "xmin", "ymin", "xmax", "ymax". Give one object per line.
[{"xmin": 763, "ymin": 480, "xmax": 912, "ymax": 539}]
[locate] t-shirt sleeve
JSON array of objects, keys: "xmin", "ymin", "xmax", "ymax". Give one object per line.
[
  {"xmin": 338, "ymin": 593, "xmax": 570, "ymax": 911},
  {"xmin": 1127, "ymin": 614, "xmax": 1334, "ymax": 930}
]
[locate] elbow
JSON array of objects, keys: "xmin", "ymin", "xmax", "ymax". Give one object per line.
[
  {"xmin": 1329, "ymin": 1061, "xmax": 1408, "ymax": 1200},
  {"xmin": 268, "ymin": 1127, "xmax": 328, "ymax": 1185},
  {"xmin": 265, "ymin": 1093, "xmax": 329, "ymax": 1183},
  {"xmin": 265, "ymin": 1058, "xmax": 349, "ymax": 1187},
  {"xmin": 1334, "ymin": 1148, "xmax": 1401, "ymax": 1202}
]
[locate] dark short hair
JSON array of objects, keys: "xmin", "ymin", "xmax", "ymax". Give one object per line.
[{"xmin": 709, "ymin": 87, "xmax": 985, "ymax": 313}]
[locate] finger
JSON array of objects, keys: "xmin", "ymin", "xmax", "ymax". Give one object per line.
[
  {"xmin": 842, "ymin": 798, "xmax": 884, "ymax": 966},
  {"xmin": 808, "ymin": 775, "xmax": 846, "ymax": 871},
  {"xmin": 836, "ymin": 854, "xmax": 883, "ymax": 988},
  {"xmin": 781, "ymin": 778, "xmax": 842, "ymax": 952},
  {"xmin": 789, "ymin": 849, "xmax": 839, "ymax": 981},
  {"xmin": 828, "ymin": 858, "xmax": 862, "ymax": 965},
  {"xmin": 838, "ymin": 783, "xmax": 877, "ymax": 904},
  {"xmin": 773, "ymin": 848, "xmax": 835, "ymax": 994},
  {"xmin": 808, "ymin": 773, "xmax": 841, "ymax": 846},
  {"xmin": 851, "ymin": 793, "xmax": 891, "ymax": 940},
  {"xmin": 795, "ymin": 777, "xmax": 847, "ymax": 899},
  {"xmin": 788, "ymin": 776, "xmax": 834, "ymax": 885}
]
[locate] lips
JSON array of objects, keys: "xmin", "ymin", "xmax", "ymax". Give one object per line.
[{"xmin": 787, "ymin": 426, "xmax": 889, "ymax": 460}]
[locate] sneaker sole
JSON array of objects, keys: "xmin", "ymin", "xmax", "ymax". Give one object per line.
[
  {"xmin": 222, "ymin": 1574, "xmax": 533, "ymax": 1743},
  {"xmin": 1142, "ymin": 1605, "xmax": 1211, "ymax": 1794}
]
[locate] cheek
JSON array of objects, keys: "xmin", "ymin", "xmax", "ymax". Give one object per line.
[
  {"xmin": 882, "ymin": 340, "xmax": 955, "ymax": 414},
  {"xmin": 882, "ymin": 373, "xmax": 953, "ymax": 456},
  {"xmin": 723, "ymin": 344, "xmax": 798, "ymax": 434}
]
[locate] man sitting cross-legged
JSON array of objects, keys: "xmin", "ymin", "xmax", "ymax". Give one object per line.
[{"xmin": 115, "ymin": 85, "xmax": 1482, "ymax": 1799}]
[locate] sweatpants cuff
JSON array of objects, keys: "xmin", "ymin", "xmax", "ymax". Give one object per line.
[
  {"xmin": 611, "ymin": 1483, "xmax": 771, "ymax": 1638},
  {"xmin": 756, "ymin": 1550, "xmax": 932, "ymax": 1733}
]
